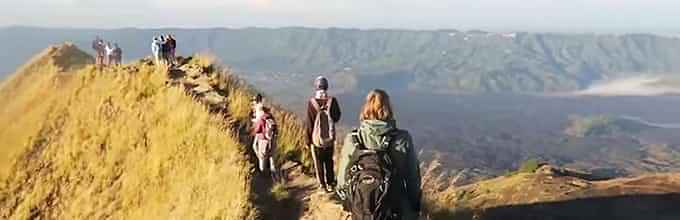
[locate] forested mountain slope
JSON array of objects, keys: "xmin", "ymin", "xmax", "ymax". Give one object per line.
[{"xmin": 3, "ymin": 27, "xmax": 680, "ymax": 93}]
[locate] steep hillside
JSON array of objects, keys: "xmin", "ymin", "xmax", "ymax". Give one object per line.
[
  {"xmin": 0, "ymin": 44, "xmax": 307, "ymax": 219},
  {"xmin": 428, "ymin": 164, "xmax": 680, "ymax": 220},
  {"xmin": 0, "ymin": 43, "xmax": 94, "ymax": 178},
  {"xmin": 4, "ymin": 27, "xmax": 680, "ymax": 93}
]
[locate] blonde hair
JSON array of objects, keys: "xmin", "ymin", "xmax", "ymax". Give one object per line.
[{"xmin": 360, "ymin": 89, "xmax": 393, "ymax": 121}]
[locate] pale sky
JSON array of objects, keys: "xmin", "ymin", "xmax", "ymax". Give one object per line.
[{"xmin": 1, "ymin": 0, "xmax": 679, "ymax": 32}]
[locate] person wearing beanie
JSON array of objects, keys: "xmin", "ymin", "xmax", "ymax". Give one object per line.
[{"xmin": 306, "ymin": 76, "xmax": 342, "ymax": 193}]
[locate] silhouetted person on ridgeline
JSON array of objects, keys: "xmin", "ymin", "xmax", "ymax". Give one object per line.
[
  {"xmin": 105, "ymin": 42, "xmax": 115, "ymax": 66},
  {"xmin": 112, "ymin": 43, "xmax": 122, "ymax": 66},
  {"xmin": 92, "ymin": 37, "xmax": 105, "ymax": 67},
  {"xmin": 166, "ymin": 35, "xmax": 177, "ymax": 66}
]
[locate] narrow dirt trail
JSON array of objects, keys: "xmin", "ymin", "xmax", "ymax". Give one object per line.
[
  {"xmin": 284, "ymin": 162, "xmax": 347, "ymax": 220},
  {"xmin": 161, "ymin": 57, "xmax": 345, "ymax": 220}
]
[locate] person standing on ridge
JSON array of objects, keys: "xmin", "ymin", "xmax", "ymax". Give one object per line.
[
  {"xmin": 306, "ymin": 76, "xmax": 341, "ymax": 193},
  {"xmin": 151, "ymin": 37, "xmax": 161, "ymax": 65},
  {"xmin": 159, "ymin": 36, "xmax": 167, "ymax": 65},
  {"xmin": 105, "ymin": 42, "xmax": 115, "ymax": 66},
  {"xmin": 92, "ymin": 37, "xmax": 105, "ymax": 68},
  {"xmin": 91, "ymin": 37, "xmax": 99, "ymax": 65},
  {"xmin": 166, "ymin": 35, "xmax": 177, "ymax": 66},
  {"xmin": 336, "ymin": 89, "xmax": 422, "ymax": 220},
  {"xmin": 112, "ymin": 43, "xmax": 122, "ymax": 66}
]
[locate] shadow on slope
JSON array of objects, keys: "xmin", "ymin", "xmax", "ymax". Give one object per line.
[
  {"xmin": 432, "ymin": 164, "xmax": 680, "ymax": 220},
  {"xmin": 452, "ymin": 193, "xmax": 680, "ymax": 220}
]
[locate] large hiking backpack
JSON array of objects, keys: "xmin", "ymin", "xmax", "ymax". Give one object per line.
[
  {"xmin": 343, "ymin": 130, "xmax": 398, "ymax": 220},
  {"xmin": 264, "ymin": 117, "xmax": 277, "ymax": 142},
  {"xmin": 256, "ymin": 116, "xmax": 277, "ymax": 158},
  {"xmin": 310, "ymin": 98, "xmax": 335, "ymax": 148}
]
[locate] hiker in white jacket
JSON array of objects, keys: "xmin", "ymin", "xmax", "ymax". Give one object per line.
[{"xmin": 105, "ymin": 43, "xmax": 115, "ymax": 66}]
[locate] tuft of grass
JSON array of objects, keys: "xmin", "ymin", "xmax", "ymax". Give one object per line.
[
  {"xmin": 270, "ymin": 183, "xmax": 290, "ymax": 202},
  {"xmin": 420, "ymin": 160, "xmax": 462, "ymax": 220}
]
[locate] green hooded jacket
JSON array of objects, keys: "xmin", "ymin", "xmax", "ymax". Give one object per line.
[{"xmin": 337, "ymin": 119, "xmax": 422, "ymax": 219}]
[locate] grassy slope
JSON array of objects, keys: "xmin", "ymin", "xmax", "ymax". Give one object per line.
[
  {"xmin": 0, "ymin": 43, "xmax": 461, "ymax": 220},
  {"xmin": 423, "ymin": 162, "xmax": 680, "ymax": 220},
  {"xmin": 0, "ymin": 45, "xmax": 273, "ymax": 219}
]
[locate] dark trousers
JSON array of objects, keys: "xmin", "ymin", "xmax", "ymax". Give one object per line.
[{"xmin": 311, "ymin": 145, "xmax": 336, "ymax": 186}]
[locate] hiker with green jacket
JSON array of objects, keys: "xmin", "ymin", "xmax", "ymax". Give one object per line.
[{"xmin": 337, "ymin": 89, "xmax": 422, "ymax": 220}]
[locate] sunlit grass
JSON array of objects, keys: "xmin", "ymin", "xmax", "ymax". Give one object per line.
[{"xmin": 0, "ymin": 48, "xmax": 257, "ymax": 219}]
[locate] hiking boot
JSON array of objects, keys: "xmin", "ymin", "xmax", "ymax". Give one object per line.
[{"xmin": 325, "ymin": 185, "xmax": 335, "ymax": 193}]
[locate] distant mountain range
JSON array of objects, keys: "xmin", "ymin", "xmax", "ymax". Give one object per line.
[{"xmin": 3, "ymin": 26, "xmax": 680, "ymax": 93}]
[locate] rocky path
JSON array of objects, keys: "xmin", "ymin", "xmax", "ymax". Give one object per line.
[{"xmin": 160, "ymin": 58, "xmax": 345, "ymax": 220}]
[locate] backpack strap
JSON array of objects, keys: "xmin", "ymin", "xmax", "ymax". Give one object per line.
[
  {"xmin": 309, "ymin": 98, "xmax": 321, "ymax": 111},
  {"xmin": 310, "ymin": 97, "xmax": 333, "ymax": 111},
  {"xmin": 350, "ymin": 129, "xmax": 366, "ymax": 150},
  {"xmin": 381, "ymin": 131, "xmax": 396, "ymax": 150}
]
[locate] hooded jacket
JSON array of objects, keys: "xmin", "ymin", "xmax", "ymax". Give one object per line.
[{"xmin": 337, "ymin": 119, "xmax": 422, "ymax": 218}]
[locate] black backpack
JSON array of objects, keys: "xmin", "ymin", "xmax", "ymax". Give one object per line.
[{"xmin": 343, "ymin": 129, "xmax": 398, "ymax": 220}]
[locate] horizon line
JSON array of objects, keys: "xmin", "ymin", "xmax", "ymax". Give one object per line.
[{"xmin": 2, "ymin": 25, "xmax": 679, "ymax": 36}]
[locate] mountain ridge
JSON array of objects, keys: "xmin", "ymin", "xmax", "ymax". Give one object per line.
[{"xmin": 3, "ymin": 27, "xmax": 680, "ymax": 93}]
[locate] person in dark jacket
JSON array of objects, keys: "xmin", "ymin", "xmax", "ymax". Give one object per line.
[
  {"xmin": 159, "ymin": 35, "xmax": 168, "ymax": 65},
  {"xmin": 166, "ymin": 35, "xmax": 177, "ymax": 66},
  {"xmin": 92, "ymin": 37, "xmax": 105, "ymax": 67},
  {"xmin": 112, "ymin": 43, "xmax": 122, "ymax": 66},
  {"xmin": 306, "ymin": 76, "xmax": 341, "ymax": 192},
  {"xmin": 337, "ymin": 89, "xmax": 421, "ymax": 219}
]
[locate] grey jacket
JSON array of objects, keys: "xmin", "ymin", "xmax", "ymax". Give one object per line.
[{"xmin": 337, "ymin": 119, "xmax": 422, "ymax": 219}]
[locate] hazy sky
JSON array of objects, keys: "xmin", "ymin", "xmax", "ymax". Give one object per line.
[{"xmin": 1, "ymin": 0, "xmax": 679, "ymax": 32}]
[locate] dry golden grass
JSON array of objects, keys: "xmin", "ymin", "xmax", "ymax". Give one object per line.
[
  {"xmin": 0, "ymin": 43, "xmax": 92, "ymax": 181},
  {"xmin": 419, "ymin": 160, "xmax": 461, "ymax": 220},
  {"xmin": 0, "ymin": 47, "xmax": 257, "ymax": 219}
]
